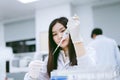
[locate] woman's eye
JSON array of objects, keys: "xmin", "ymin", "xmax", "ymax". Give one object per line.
[
  {"xmin": 61, "ymin": 29, "xmax": 65, "ymax": 33},
  {"xmin": 53, "ymin": 33, "xmax": 57, "ymax": 36}
]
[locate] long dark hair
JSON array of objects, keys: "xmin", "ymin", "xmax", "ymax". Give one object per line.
[{"xmin": 47, "ymin": 17, "xmax": 77, "ymax": 77}]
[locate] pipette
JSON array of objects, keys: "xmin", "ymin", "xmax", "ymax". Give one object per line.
[{"xmin": 52, "ymin": 29, "xmax": 69, "ymax": 55}]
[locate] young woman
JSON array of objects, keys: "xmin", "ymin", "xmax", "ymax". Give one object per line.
[
  {"xmin": 47, "ymin": 17, "xmax": 78, "ymax": 76},
  {"xmin": 24, "ymin": 17, "xmax": 95, "ymax": 80}
]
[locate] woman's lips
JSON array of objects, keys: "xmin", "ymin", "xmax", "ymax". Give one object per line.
[{"xmin": 57, "ymin": 39, "xmax": 65, "ymax": 45}]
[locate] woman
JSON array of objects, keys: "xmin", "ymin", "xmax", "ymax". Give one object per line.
[
  {"xmin": 47, "ymin": 17, "xmax": 78, "ymax": 76},
  {"xmin": 24, "ymin": 17, "xmax": 96, "ymax": 80}
]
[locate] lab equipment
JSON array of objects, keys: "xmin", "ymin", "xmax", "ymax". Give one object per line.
[
  {"xmin": 51, "ymin": 76, "xmax": 67, "ymax": 80},
  {"xmin": 51, "ymin": 65, "xmax": 120, "ymax": 80}
]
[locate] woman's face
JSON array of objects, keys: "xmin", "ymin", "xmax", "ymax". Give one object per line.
[{"xmin": 52, "ymin": 22, "xmax": 69, "ymax": 49}]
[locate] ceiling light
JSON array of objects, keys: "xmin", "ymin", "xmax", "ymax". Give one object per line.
[{"xmin": 18, "ymin": 0, "xmax": 39, "ymax": 4}]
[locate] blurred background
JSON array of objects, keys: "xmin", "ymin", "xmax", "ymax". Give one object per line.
[{"xmin": 0, "ymin": 0, "xmax": 120, "ymax": 80}]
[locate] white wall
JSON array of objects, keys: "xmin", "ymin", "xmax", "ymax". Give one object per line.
[
  {"xmin": 4, "ymin": 18, "xmax": 35, "ymax": 42},
  {"xmin": 36, "ymin": 3, "xmax": 71, "ymax": 32},
  {"xmin": 0, "ymin": 22, "xmax": 5, "ymax": 46},
  {"xmin": 93, "ymin": 3, "xmax": 120, "ymax": 45}
]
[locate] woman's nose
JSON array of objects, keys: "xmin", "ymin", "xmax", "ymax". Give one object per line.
[{"xmin": 58, "ymin": 33, "xmax": 63, "ymax": 39}]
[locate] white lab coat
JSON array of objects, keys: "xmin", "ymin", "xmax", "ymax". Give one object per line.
[
  {"xmin": 88, "ymin": 35, "xmax": 120, "ymax": 66},
  {"xmin": 24, "ymin": 47, "xmax": 96, "ymax": 80}
]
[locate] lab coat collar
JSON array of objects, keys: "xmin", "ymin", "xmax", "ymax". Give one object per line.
[
  {"xmin": 95, "ymin": 35, "xmax": 105, "ymax": 39},
  {"xmin": 58, "ymin": 50, "xmax": 70, "ymax": 66}
]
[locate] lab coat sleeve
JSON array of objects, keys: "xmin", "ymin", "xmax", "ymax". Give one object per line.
[
  {"xmin": 77, "ymin": 47, "xmax": 97, "ymax": 67},
  {"xmin": 24, "ymin": 72, "xmax": 49, "ymax": 80},
  {"xmin": 24, "ymin": 57, "xmax": 49, "ymax": 80}
]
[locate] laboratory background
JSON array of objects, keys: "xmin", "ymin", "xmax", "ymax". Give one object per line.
[{"xmin": 0, "ymin": 0, "xmax": 120, "ymax": 80}]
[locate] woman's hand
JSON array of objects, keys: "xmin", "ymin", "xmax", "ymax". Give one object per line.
[
  {"xmin": 28, "ymin": 60, "xmax": 45, "ymax": 79},
  {"xmin": 67, "ymin": 15, "xmax": 81, "ymax": 43},
  {"xmin": 67, "ymin": 15, "xmax": 86, "ymax": 58}
]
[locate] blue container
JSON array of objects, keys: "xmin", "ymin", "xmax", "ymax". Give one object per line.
[{"xmin": 50, "ymin": 76, "xmax": 67, "ymax": 80}]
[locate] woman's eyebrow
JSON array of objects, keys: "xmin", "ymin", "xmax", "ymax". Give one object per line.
[
  {"xmin": 52, "ymin": 27, "xmax": 65, "ymax": 33},
  {"xmin": 59, "ymin": 27, "xmax": 65, "ymax": 30}
]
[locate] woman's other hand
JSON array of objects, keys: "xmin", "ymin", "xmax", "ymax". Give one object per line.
[{"xmin": 28, "ymin": 60, "xmax": 45, "ymax": 79}]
